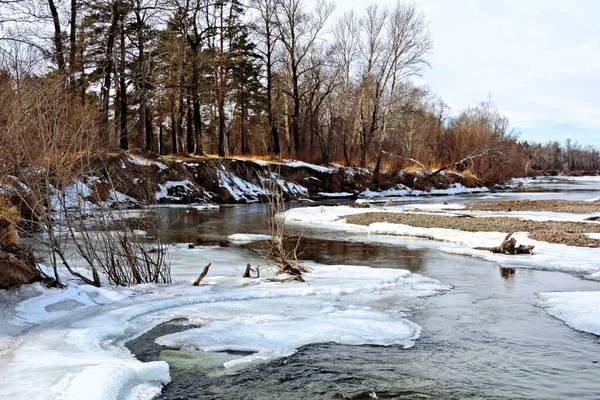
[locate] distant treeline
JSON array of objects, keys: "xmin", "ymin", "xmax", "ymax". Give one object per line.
[{"xmin": 0, "ymin": 0, "xmax": 597, "ymax": 185}]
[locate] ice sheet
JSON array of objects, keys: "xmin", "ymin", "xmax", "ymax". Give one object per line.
[
  {"xmin": 538, "ymin": 292, "xmax": 600, "ymax": 336},
  {"xmin": 0, "ymin": 246, "xmax": 447, "ymax": 399}
]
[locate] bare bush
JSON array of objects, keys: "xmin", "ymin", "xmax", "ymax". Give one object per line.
[
  {"xmin": 0, "ymin": 76, "xmax": 171, "ymax": 287},
  {"xmin": 261, "ymin": 171, "xmax": 309, "ymax": 279}
]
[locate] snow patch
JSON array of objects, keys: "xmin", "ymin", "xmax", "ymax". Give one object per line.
[
  {"xmin": 228, "ymin": 233, "xmax": 272, "ymax": 243},
  {"xmin": 285, "ymin": 160, "xmax": 333, "ymax": 173},
  {"xmin": 128, "ymin": 155, "xmax": 168, "ymax": 170}
]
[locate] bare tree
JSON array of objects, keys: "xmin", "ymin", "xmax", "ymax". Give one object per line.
[
  {"xmin": 251, "ymin": 0, "xmax": 280, "ymax": 154},
  {"xmin": 275, "ymin": 0, "xmax": 334, "ymax": 156}
]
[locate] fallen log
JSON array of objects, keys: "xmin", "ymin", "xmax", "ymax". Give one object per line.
[
  {"xmin": 192, "ymin": 263, "xmax": 211, "ymax": 286},
  {"xmin": 475, "ymin": 232, "xmax": 535, "ymax": 255}
]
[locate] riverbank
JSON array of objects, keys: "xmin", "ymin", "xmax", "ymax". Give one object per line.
[{"xmin": 1, "ymin": 151, "xmax": 492, "ymax": 209}]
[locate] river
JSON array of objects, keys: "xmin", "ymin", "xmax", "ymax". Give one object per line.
[{"xmin": 149, "ymin": 176, "xmax": 600, "ymax": 399}]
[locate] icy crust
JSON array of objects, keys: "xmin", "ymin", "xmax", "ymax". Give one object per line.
[
  {"xmin": 283, "ymin": 205, "xmax": 600, "ymax": 278},
  {"xmin": 0, "ymin": 246, "xmax": 447, "ymax": 399},
  {"xmin": 538, "ymin": 292, "xmax": 600, "ymax": 336}
]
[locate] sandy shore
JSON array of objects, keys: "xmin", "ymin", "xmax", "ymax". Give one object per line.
[
  {"xmin": 344, "ymin": 212, "xmax": 600, "ymax": 247},
  {"xmin": 467, "ymin": 199, "xmax": 600, "ymax": 214}
]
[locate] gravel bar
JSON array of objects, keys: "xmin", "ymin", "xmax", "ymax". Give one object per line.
[{"xmin": 344, "ymin": 212, "xmax": 600, "ymax": 247}]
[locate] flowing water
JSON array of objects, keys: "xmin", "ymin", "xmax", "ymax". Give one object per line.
[{"xmin": 149, "ymin": 178, "xmax": 600, "ymax": 399}]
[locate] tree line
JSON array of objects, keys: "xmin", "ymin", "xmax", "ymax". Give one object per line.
[{"xmin": 0, "ymin": 0, "xmax": 598, "ymax": 184}]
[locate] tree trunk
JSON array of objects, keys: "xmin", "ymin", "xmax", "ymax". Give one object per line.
[
  {"xmin": 68, "ymin": 0, "xmax": 77, "ymax": 90},
  {"xmin": 100, "ymin": 1, "xmax": 120, "ymax": 144},
  {"xmin": 266, "ymin": 50, "xmax": 280, "ymax": 154},
  {"xmin": 171, "ymin": 100, "xmax": 177, "ymax": 154},
  {"xmin": 191, "ymin": 46, "xmax": 204, "ymax": 155},
  {"xmin": 241, "ymin": 97, "xmax": 247, "ymax": 155},
  {"xmin": 186, "ymin": 95, "xmax": 194, "ymax": 153},
  {"xmin": 291, "ymin": 63, "xmax": 300, "ymax": 155},
  {"xmin": 217, "ymin": 3, "xmax": 228, "ymax": 157},
  {"xmin": 48, "ymin": 0, "xmax": 66, "ymax": 76},
  {"xmin": 118, "ymin": 15, "xmax": 128, "ymax": 151},
  {"xmin": 159, "ymin": 124, "xmax": 164, "ymax": 155},
  {"xmin": 176, "ymin": 40, "xmax": 186, "ymax": 154},
  {"xmin": 139, "ymin": 42, "xmax": 149, "ymax": 151}
]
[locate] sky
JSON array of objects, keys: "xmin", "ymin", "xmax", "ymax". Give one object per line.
[{"xmin": 314, "ymin": 0, "xmax": 600, "ymax": 147}]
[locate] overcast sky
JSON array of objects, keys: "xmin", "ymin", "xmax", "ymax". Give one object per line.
[{"xmin": 316, "ymin": 0, "xmax": 600, "ymax": 147}]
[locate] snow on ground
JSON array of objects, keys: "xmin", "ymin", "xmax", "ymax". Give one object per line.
[
  {"xmin": 283, "ymin": 205, "xmax": 600, "ymax": 279},
  {"xmin": 0, "ymin": 245, "xmax": 447, "ymax": 400},
  {"xmin": 128, "ymin": 155, "xmax": 169, "ymax": 170},
  {"xmin": 155, "ymin": 179, "xmax": 195, "ymax": 201},
  {"xmin": 360, "ymin": 183, "xmax": 489, "ymax": 198},
  {"xmin": 285, "ymin": 160, "xmax": 333, "ymax": 173},
  {"xmin": 227, "ymin": 233, "xmax": 271, "ymax": 243},
  {"xmin": 216, "ymin": 167, "xmax": 266, "ymax": 202},
  {"xmin": 538, "ymin": 292, "xmax": 600, "ymax": 336},
  {"xmin": 318, "ymin": 192, "xmax": 355, "ymax": 198}
]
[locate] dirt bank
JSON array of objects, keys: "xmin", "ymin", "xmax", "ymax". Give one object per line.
[
  {"xmin": 0, "ymin": 244, "xmax": 41, "ymax": 289},
  {"xmin": 344, "ymin": 212, "xmax": 600, "ymax": 247}
]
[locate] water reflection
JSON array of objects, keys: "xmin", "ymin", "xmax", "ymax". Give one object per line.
[
  {"xmin": 500, "ymin": 267, "xmax": 516, "ymax": 279},
  {"xmin": 290, "ymin": 238, "xmax": 427, "ymax": 273}
]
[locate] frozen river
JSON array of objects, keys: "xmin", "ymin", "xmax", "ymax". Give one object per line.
[{"xmin": 1, "ymin": 176, "xmax": 600, "ymax": 399}]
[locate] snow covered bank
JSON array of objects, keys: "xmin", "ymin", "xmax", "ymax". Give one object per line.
[
  {"xmin": 538, "ymin": 292, "xmax": 600, "ymax": 336},
  {"xmin": 283, "ymin": 205, "xmax": 600, "ymax": 279},
  {"xmin": 0, "ymin": 245, "xmax": 448, "ymax": 399}
]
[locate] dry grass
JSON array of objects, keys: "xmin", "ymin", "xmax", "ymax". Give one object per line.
[{"xmin": 0, "ymin": 197, "xmax": 20, "ymax": 246}]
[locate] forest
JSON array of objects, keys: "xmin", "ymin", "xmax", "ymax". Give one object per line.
[{"xmin": 0, "ymin": 0, "xmax": 598, "ymax": 186}]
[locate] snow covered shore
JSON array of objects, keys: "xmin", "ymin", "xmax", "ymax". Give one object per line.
[
  {"xmin": 0, "ymin": 245, "xmax": 448, "ymax": 399},
  {"xmin": 282, "ymin": 204, "xmax": 600, "ymax": 279}
]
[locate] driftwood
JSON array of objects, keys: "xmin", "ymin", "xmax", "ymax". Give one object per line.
[
  {"xmin": 192, "ymin": 263, "xmax": 211, "ymax": 286},
  {"xmin": 475, "ymin": 232, "xmax": 535, "ymax": 255}
]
